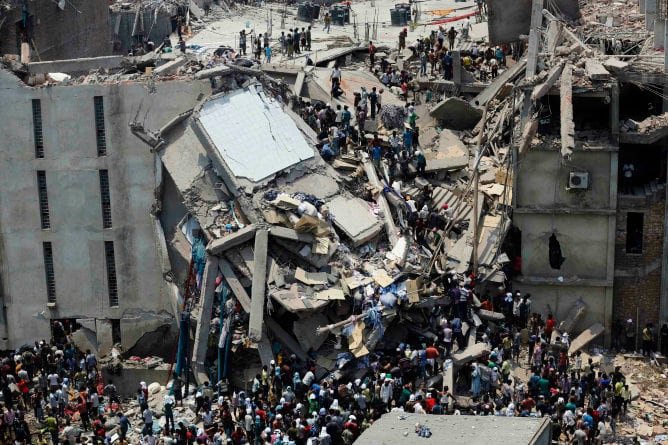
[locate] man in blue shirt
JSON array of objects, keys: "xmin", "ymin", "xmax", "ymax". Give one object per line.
[
  {"xmin": 371, "ymin": 145, "xmax": 382, "ymax": 169},
  {"xmin": 403, "ymin": 127, "xmax": 413, "ymax": 155}
]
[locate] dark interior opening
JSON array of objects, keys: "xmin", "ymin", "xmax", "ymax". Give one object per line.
[
  {"xmin": 626, "ymin": 212, "xmax": 644, "ymax": 254},
  {"xmin": 573, "ymin": 96, "xmax": 609, "ymax": 132},
  {"xmin": 111, "ymin": 319, "xmax": 122, "ymax": 344},
  {"xmin": 619, "ymin": 83, "xmax": 663, "ymax": 121}
]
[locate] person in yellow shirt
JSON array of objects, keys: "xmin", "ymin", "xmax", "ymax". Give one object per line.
[{"xmin": 642, "ymin": 323, "xmax": 654, "ymax": 356}]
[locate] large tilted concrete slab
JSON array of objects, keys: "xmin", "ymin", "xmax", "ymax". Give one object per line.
[
  {"xmin": 430, "ymin": 97, "xmax": 483, "ymax": 130},
  {"xmin": 328, "ymin": 195, "xmax": 383, "ymax": 246},
  {"xmin": 424, "ymin": 129, "xmax": 470, "ymax": 172},
  {"xmin": 265, "ymin": 317, "xmax": 309, "ymax": 362},
  {"xmin": 452, "ymin": 342, "xmax": 491, "ymax": 367},
  {"xmin": 257, "ymin": 334, "xmax": 275, "ymax": 367},
  {"xmin": 568, "ymin": 323, "xmax": 605, "ymax": 355},
  {"xmin": 218, "ymin": 258, "xmax": 252, "ymax": 312},
  {"xmin": 207, "ymin": 224, "xmax": 257, "ymax": 255},
  {"xmin": 470, "ymin": 60, "xmax": 527, "ymax": 108},
  {"xmin": 27, "ymin": 56, "xmax": 126, "ymax": 74},
  {"xmin": 269, "ymin": 226, "xmax": 315, "ymax": 243},
  {"xmin": 249, "ymin": 230, "xmax": 269, "ymax": 342},
  {"xmin": 193, "ymin": 255, "xmax": 220, "ymax": 384}
]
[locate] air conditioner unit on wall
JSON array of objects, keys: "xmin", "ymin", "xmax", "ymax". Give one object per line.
[{"xmin": 569, "ymin": 172, "xmax": 589, "ymax": 189}]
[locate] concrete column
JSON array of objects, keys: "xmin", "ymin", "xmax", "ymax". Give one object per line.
[
  {"xmin": 249, "ymin": 229, "xmax": 268, "ymax": 342},
  {"xmin": 640, "ymin": 0, "xmax": 646, "ymax": 14},
  {"xmin": 452, "ymin": 50, "xmax": 462, "ymax": 84},
  {"xmin": 665, "ymin": 20, "xmax": 668, "ymax": 73},
  {"xmin": 610, "ymin": 82, "xmax": 620, "ymax": 144},
  {"xmin": 646, "ymin": 0, "xmax": 656, "ymax": 30},
  {"xmin": 656, "ymin": 19, "xmax": 666, "ymax": 49}
]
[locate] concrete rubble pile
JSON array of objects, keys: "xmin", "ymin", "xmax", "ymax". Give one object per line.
[{"xmin": 3, "ymin": 0, "xmax": 668, "ymax": 442}]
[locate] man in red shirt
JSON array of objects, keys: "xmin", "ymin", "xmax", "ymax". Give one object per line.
[
  {"xmin": 425, "ymin": 343, "xmax": 440, "ymax": 374},
  {"xmin": 545, "ymin": 314, "xmax": 556, "ymax": 342},
  {"xmin": 424, "ymin": 393, "xmax": 436, "ymax": 413},
  {"xmin": 369, "ymin": 41, "xmax": 376, "ymax": 71}
]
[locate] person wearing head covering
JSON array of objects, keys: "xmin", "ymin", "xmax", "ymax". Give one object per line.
[{"xmin": 471, "ymin": 363, "xmax": 481, "ymax": 398}]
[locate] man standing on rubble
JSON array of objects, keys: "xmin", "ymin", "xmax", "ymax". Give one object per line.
[
  {"xmin": 368, "ymin": 41, "xmax": 377, "ymax": 72},
  {"xmin": 239, "ymin": 31, "xmax": 247, "ymax": 56}
]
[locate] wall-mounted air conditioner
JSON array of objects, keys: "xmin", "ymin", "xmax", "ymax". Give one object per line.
[{"xmin": 568, "ymin": 172, "xmax": 589, "ymax": 189}]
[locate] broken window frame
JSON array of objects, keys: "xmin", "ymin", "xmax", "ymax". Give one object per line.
[
  {"xmin": 32, "ymin": 99, "xmax": 44, "ymax": 158},
  {"xmin": 43, "ymin": 242, "xmax": 56, "ymax": 304},
  {"xmin": 36, "ymin": 170, "xmax": 50, "ymax": 229},
  {"xmin": 99, "ymin": 169, "xmax": 112, "ymax": 228},
  {"xmin": 94, "ymin": 96, "xmax": 107, "ymax": 156},
  {"xmin": 104, "ymin": 241, "xmax": 119, "ymax": 307}
]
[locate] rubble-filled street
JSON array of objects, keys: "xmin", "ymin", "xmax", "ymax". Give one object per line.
[{"xmin": 1, "ymin": 0, "xmax": 668, "ymax": 444}]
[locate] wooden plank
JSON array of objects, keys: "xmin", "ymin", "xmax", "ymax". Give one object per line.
[
  {"xmin": 218, "ymin": 258, "xmax": 251, "ymax": 313},
  {"xmin": 249, "ymin": 230, "xmax": 268, "ymax": 342}
]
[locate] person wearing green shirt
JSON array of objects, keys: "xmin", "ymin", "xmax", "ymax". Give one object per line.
[
  {"xmin": 408, "ymin": 106, "xmax": 419, "ymax": 129},
  {"xmin": 538, "ymin": 376, "xmax": 551, "ymax": 397},
  {"xmin": 45, "ymin": 412, "xmax": 58, "ymax": 445}
]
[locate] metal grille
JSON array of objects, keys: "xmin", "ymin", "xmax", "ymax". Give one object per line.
[
  {"xmin": 43, "ymin": 242, "xmax": 56, "ymax": 303},
  {"xmin": 105, "ymin": 241, "xmax": 119, "ymax": 306},
  {"xmin": 99, "ymin": 170, "xmax": 112, "ymax": 228},
  {"xmin": 36, "ymin": 171, "xmax": 50, "ymax": 229},
  {"xmin": 32, "ymin": 99, "xmax": 44, "ymax": 158},
  {"xmin": 94, "ymin": 96, "xmax": 107, "ymax": 156},
  {"xmin": 659, "ymin": 0, "xmax": 668, "ymax": 19}
]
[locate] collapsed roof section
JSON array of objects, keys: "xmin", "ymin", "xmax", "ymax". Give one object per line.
[{"xmin": 198, "ymin": 85, "xmax": 315, "ymax": 183}]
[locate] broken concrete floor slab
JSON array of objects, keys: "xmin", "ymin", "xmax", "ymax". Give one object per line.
[
  {"xmin": 430, "ymin": 97, "xmax": 483, "ymax": 130},
  {"xmin": 327, "ymin": 195, "xmax": 383, "ymax": 246}
]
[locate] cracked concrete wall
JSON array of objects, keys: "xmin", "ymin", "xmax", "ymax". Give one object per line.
[
  {"xmin": 0, "ymin": 76, "xmax": 209, "ymax": 349},
  {"xmin": 0, "ymin": 0, "xmax": 111, "ymax": 61}
]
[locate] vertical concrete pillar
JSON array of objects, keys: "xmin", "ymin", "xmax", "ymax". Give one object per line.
[
  {"xmin": 640, "ymin": 0, "xmax": 646, "ymax": 14},
  {"xmin": 646, "ymin": 0, "xmax": 657, "ymax": 30},
  {"xmin": 665, "ymin": 20, "xmax": 668, "ymax": 73},
  {"xmin": 452, "ymin": 50, "xmax": 461, "ymax": 84},
  {"xmin": 656, "ymin": 19, "xmax": 666, "ymax": 49}
]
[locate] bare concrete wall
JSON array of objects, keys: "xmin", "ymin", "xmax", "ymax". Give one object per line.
[
  {"xmin": 516, "ymin": 150, "xmax": 614, "ymax": 209},
  {"xmin": 0, "ymin": 0, "xmax": 111, "ymax": 61},
  {"xmin": 514, "ymin": 213, "xmax": 613, "ymax": 279},
  {"xmin": 512, "ymin": 283, "xmax": 610, "ymax": 340},
  {"xmin": 0, "ymin": 73, "xmax": 209, "ymax": 349},
  {"xmin": 487, "ymin": 0, "xmax": 580, "ymax": 44}
]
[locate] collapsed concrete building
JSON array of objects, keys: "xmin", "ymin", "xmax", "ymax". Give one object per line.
[{"xmin": 0, "ymin": 0, "xmax": 667, "ymax": 416}]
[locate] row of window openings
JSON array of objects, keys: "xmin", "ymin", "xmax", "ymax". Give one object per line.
[
  {"xmin": 32, "ymin": 96, "xmax": 106, "ymax": 159},
  {"xmin": 37, "ymin": 170, "xmax": 111, "ymax": 229},
  {"xmin": 43, "ymin": 240, "xmax": 118, "ymax": 307}
]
